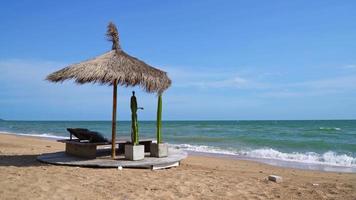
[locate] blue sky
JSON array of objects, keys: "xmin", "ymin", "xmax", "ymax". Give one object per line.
[{"xmin": 1, "ymin": 0, "xmax": 356, "ymax": 120}]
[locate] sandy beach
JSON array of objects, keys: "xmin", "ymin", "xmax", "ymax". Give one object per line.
[{"xmin": 0, "ymin": 133, "xmax": 354, "ymax": 200}]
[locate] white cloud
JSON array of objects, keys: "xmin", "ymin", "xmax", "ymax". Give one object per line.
[
  {"xmin": 192, "ymin": 76, "xmax": 271, "ymax": 89},
  {"xmin": 258, "ymin": 75, "xmax": 356, "ymax": 98},
  {"xmin": 0, "ymin": 59, "xmax": 66, "ymax": 82},
  {"xmin": 3, "ymin": 59, "xmax": 356, "ymax": 103},
  {"xmin": 164, "ymin": 66, "xmax": 271, "ymax": 89},
  {"xmin": 344, "ymin": 64, "xmax": 356, "ymax": 69},
  {"xmin": 290, "ymin": 75, "xmax": 356, "ymax": 90},
  {"xmin": 2, "ymin": 59, "xmax": 356, "ymax": 119},
  {"xmin": 162, "ymin": 65, "xmax": 356, "ymax": 98}
]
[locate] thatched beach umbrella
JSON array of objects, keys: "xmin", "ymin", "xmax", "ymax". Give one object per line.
[{"xmin": 46, "ymin": 22, "xmax": 171, "ymax": 158}]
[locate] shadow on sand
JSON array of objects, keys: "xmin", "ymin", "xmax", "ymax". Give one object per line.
[{"xmin": 0, "ymin": 154, "xmax": 46, "ymax": 167}]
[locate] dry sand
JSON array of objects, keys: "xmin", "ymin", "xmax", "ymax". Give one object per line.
[{"xmin": 0, "ymin": 133, "xmax": 355, "ymax": 200}]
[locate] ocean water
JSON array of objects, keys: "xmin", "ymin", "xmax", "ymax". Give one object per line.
[{"xmin": 1, "ymin": 120, "xmax": 355, "ymax": 171}]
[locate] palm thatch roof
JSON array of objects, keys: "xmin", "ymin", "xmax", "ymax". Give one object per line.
[{"xmin": 46, "ymin": 22, "xmax": 171, "ymax": 94}]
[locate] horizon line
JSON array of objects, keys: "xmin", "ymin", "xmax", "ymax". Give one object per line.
[{"xmin": 1, "ymin": 119, "xmax": 355, "ymax": 122}]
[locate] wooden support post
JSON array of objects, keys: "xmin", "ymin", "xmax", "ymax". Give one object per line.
[{"xmin": 111, "ymin": 80, "xmax": 118, "ymax": 158}]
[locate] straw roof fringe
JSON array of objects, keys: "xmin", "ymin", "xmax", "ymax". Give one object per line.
[{"xmin": 46, "ymin": 22, "xmax": 171, "ymax": 94}]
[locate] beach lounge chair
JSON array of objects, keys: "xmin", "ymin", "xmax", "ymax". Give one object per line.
[
  {"xmin": 57, "ymin": 128, "xmax": 115, "ymax": 158},
  {"xmin": 67, "ymin": 128, "xmax": 108, "ymax": 143},
  {"xmin": 58, "ymin": 128, "xmax": 153, "ymax": 158}
]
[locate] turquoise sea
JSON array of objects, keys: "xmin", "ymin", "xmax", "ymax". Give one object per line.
[{"xmin": 0, "ymin": 120, "xmax": 355, "ymax": 172}]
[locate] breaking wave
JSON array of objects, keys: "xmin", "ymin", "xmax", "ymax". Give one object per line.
[
  {"xmin": 319, "ymin": 127, "xmax": 341, "ymax": 131},
  {"xmin": 0, "ymin": 131, "xmax": 68, "ymax": 140},
  {"xmin": 172, "ymin": 144, "xmax": 356, "ymax": 167}
]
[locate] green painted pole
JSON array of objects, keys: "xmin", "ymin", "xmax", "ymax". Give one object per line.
[{"xmin": 156, "ymin": 94, "xmax": 162, "ymax": 143}]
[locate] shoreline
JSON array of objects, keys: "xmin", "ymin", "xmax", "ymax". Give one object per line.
[
  {"xmin": 1, "ymin": 133, "xmax": 355, "ymax": 199},
  {"xmin": 187, "ymin": 151, "xmax": 356, "ymax": 173},
  {"xmin": 1, "ymin": 131, "xmax": 355, "ymax": 173}
]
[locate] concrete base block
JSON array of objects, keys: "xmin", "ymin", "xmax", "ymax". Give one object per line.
[
  {"xmin": 125, "ymin": 144, "xmax": 144, "ymax": 161},
  {"xmin": 150, "ymin": 143, "xmax": 168, "ymax": 158}
]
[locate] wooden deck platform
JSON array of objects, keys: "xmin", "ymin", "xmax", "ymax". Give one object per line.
[{"xmin": 37, "ymin": 147, "xmax": 187, "ymax": 170}]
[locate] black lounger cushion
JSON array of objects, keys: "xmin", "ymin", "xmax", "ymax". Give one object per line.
[
  {"xmin": 87, "ymin": 131, "xmax": 109, "ymax": 143},
  {"xmin": 67, "ymin": 128, "xmax": 108, "ymax": 143}
]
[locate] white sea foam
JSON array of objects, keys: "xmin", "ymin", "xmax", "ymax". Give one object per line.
[
  {"xmin": 241, "ymin": 148, "xmax": 356, "ymax": 167},
  {"xmin": 172, "ymin": 144, "xmax": 237, "ymax": 155},
  {"xmin": 0, "ymin": 131, "xmax": 68, "ymax": 140},
  {"xmin": 319, "ymin": 127, "xmax": 341, "ymax": 131},
  {"xmin": 172, "ymin": 144, "xmax": 356, "ymax": 167}
]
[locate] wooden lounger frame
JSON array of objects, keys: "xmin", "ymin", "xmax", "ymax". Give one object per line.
[{"xmin": 58, "ymin": 139, "xmax": 153, "ymax": 159}]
